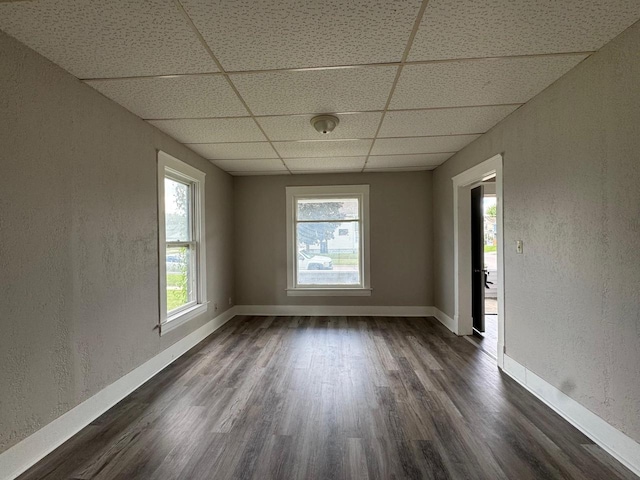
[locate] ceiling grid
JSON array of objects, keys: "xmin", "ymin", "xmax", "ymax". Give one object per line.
[
  {"xmin": 1, "ymin": 0, "xmax": 639, "ymax": 175},
  {"xmin": 172, "ymin": 0, "xmax": 292, "ymax": 174},
  {"xmin": 360, "ymin": 0, "xmax": 432, "ymax": 172}
]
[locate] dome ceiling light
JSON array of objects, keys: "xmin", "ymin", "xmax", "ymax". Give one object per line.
[{"xmin": 310, "ymin": 115, "xmax": 340, "ymax": 134}]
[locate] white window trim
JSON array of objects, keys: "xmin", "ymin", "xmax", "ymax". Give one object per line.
[
  {"xmin": 158, "ymin": 151, "xmax": 207, "ymax": 335},
  {"xmin": 285, "ymin": 185, "xmax": 371, "ymax": 296}
]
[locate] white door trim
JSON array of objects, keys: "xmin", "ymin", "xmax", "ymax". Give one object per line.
[{"xmin": 452, "ymin": 153, "xmax": 505, "ymax": 367}]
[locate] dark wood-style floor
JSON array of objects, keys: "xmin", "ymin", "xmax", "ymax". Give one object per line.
[
  {"xmin": 467, "ymin": 313, "xmax": 498, "ymax": 359},
  {"xmin": 19, "ymin": 316, "xmax": 637, "ymax": 480}
]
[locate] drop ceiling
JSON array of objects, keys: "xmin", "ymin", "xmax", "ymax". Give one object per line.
[{"xmin": 1, "ymin": 0, "xmax": 639, "ymax": 176}]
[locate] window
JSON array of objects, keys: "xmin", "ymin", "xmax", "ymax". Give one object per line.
[
  {"xmin": 158, "ymin": 151, "xmax": 207, "ymax": 334},
  {"xmin": 286, "ymin": 185, "xmax": 371, "ymax": 296}
]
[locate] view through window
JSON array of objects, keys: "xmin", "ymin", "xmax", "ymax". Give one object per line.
[
  {"xmin": 295, "ymin": 197, "xmax": 361, "ymax": 287},
  {"xmin": 164, "ymin": 177, "xmax": 195, "ymax": 314}
]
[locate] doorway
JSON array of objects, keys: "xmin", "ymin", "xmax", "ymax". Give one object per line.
[
  {"xmin": 452, "ymin": 154, "xmax": 505, "ymax": 367},
  {"xmin": 468, "ymin": 182, "xmax": 499, "ymax": 358}
]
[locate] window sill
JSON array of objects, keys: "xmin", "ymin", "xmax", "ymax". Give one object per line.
[
  {"xmin": 286, "ymin": 288, "xmax": 372, "ymax": 297},
  {"xmin": 160, "ymin": 303, "xmax": 208, "ymax": 336}
]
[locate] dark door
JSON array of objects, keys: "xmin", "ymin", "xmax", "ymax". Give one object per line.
[{"xmin": 471, "ymin": 185, "xmax": 485, "ymax": 333}]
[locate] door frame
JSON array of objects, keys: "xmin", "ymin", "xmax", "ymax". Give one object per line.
[{"xmin": 452, "ymin": 153, "xmax": 505, "ymax": 367}]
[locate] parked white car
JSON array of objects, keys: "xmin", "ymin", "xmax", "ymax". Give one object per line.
[
  {"xmin": 298, "ymin": 250, "xmax": 333, "ymax": 270},
  {"xmin": 166, "ymin": 254, "xmax": 184, "ymax": 273}
]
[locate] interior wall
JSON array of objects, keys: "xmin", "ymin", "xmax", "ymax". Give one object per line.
[
  {"xmin": 0, "ymin": 31, "xmax": 234, "ymax": 454},
  {"xmin": 432, "ymin": 22, "xmax": 640, "ymax": 442},
  {"xmin": 234, "ymin": 172, "xmax": 433, "ymax": 307}
]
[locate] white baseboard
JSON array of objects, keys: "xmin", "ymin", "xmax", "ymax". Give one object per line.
[
  {"xmin": 502, "ymin": 354, "xmax": 640, "ymax": 477},
  {"xmin": 234, "ymin": 305, "xmax": 461, "ymax": 335},
  {"xmin": 2, "ymin": 305, "xmax": 437, "ymax": 479},
  {"xmin": 432, "ymin": 308, "xmax": 457, "ymax": 334},
  {"xmin": 0, "ymin": 307, "xmax": 237, "ymax": 480},
  {"xmin": 234, "ymin": 304, "xmax": 435, "ymax": 317}
]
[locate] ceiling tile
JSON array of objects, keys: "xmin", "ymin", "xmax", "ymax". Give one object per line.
[
  {"xmin": 285, "ymin": 157, "xmax": 366, "ymax": 171},
  {"xmin": 364, "ymin": 166, "xmax": 437, "ymax": 172},
  {"xmin": 366, "ymin": 154, "xmax": 452, "ymax": 169},
  {"xmin": 212, "ymin": 159, "xmax": 287, "ymax": 173},
  {"xmin": 371, "ymin": 136, "xmax": 480, "ymax": 155},
  {"xmin": 257, "ymin": 112, "xmax": 382, "ymax": 141},
  {"xmin": 148, "ymin": 118, "xmax": 265, "ymax": 143},
  {"xmin": 181, "ymin": 0, "xmax": 422, "ymax": 71},
  {"xmin": 187, "ymin": 143, "xmax": 277, "ymax": 160},
  {"xmin": 290, "ymin": 170, "xmax": 363, "ymax": 175},
  {"xmin": 274, "ymin": 140, "xmax": 372, "ymax": 158},
  {"xmin": 85, "ymin": 75, "xmax": 247, "ymax": 119},
  {"xmin": 409, "ymin": 0, "xmax": 640, "ymax": 61},
  {"xmin": 391, "ymin": 56, "xmax": 587, "ymax": 109},
  {"xmin": 231, "ymin": 67, "xmax": 397, "ymax": 116},
  {"xmin": 231, "ymin": 171, "xmax": 289, "ymax": 176},
  {"xmin": 380, "ymin": 105, "xmax": 520, "ymax": 137},
  {"xmin": 0, "ymin": 0, "xmax": 217, "ymax": 78}
]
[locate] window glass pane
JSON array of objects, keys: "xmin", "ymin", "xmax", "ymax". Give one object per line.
[
  {"xmin": 166, "ymin": 246, "xmax": 194, "ymax": 313},
  {"xmin": 297, "ymin": 198, "xmax": 359, "ymax": 221},
  {"xmin": 164, "ymin": 177, "xmax": 191, "ymax": 242},
  {"xmin": 296, "ymin": 221, "xmax": 360, "ymax": 285}
]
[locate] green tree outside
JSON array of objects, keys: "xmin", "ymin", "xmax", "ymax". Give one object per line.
[{"xmin": 297, "ymin": 202, "xmax": 346, "ymax": 254}]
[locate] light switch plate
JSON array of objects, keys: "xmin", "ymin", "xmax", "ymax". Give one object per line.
[{"xmin": 516, "ymin": 240, "xmax": 524, "ymax": 254}]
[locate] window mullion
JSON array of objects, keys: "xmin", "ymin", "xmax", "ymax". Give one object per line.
[
  {"xmin": 166, "ymin": 241, "xmax": 195, "ymax": 248},
  {"xmin": 295, "ymin": 219, "xmax": 360, "ymax": 224},
  {"xmin": 286, "ymin": 186, "xmax": 369, "ymax": 296},
  {"xmin": 160, "ymin": 150, "xmax": 207, "ymax": 329}
]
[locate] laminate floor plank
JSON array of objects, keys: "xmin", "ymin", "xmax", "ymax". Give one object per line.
[{"xmin": 16, "ymin": 316, "xmax": 638, "ymax": 480}]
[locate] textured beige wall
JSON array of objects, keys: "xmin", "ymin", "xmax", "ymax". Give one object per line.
[
  {"xmin": 432, "ymin": 23, "xmax": 640, "ymax": 441},
  {"xmin": 0, "ymin": 31, "xmax": 234, "ymax": 453},
  {"xmin": 234, "ymin": 172, "xmax": 433, "ymax": 307}
]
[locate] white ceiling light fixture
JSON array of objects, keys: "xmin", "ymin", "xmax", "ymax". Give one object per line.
[{"xmin": 311, "ymin": 115, "xmax": 340, "ymax": 134}]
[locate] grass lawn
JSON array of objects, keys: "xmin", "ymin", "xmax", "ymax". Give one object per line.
[
  {"xmin": 326, "ymin": 252, "xmax": 359, "ymax": 265},
  {"xmin": 167, "ymin": 272, "xmax": 188, "ymax": 311},
  {"xmin": 484, "ymin": 245, "xmax": 497, "ymax": 253}
]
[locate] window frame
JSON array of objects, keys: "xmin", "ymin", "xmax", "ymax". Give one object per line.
[
  {"xmin": 285, "ymin": 185, "xmax": 371, "ymax": 296},
  {"xmin": 158, "ymin": 151, "xmax": 207, "ymax": 334}
]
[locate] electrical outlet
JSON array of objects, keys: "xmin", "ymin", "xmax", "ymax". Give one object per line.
[
  {"xmin": 214, "ymin": 302, "xmax": 219, "ymax": 312},
  {"xmin": 228, "ymin": 297, "xmax": 233, "ymax": 306}
]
